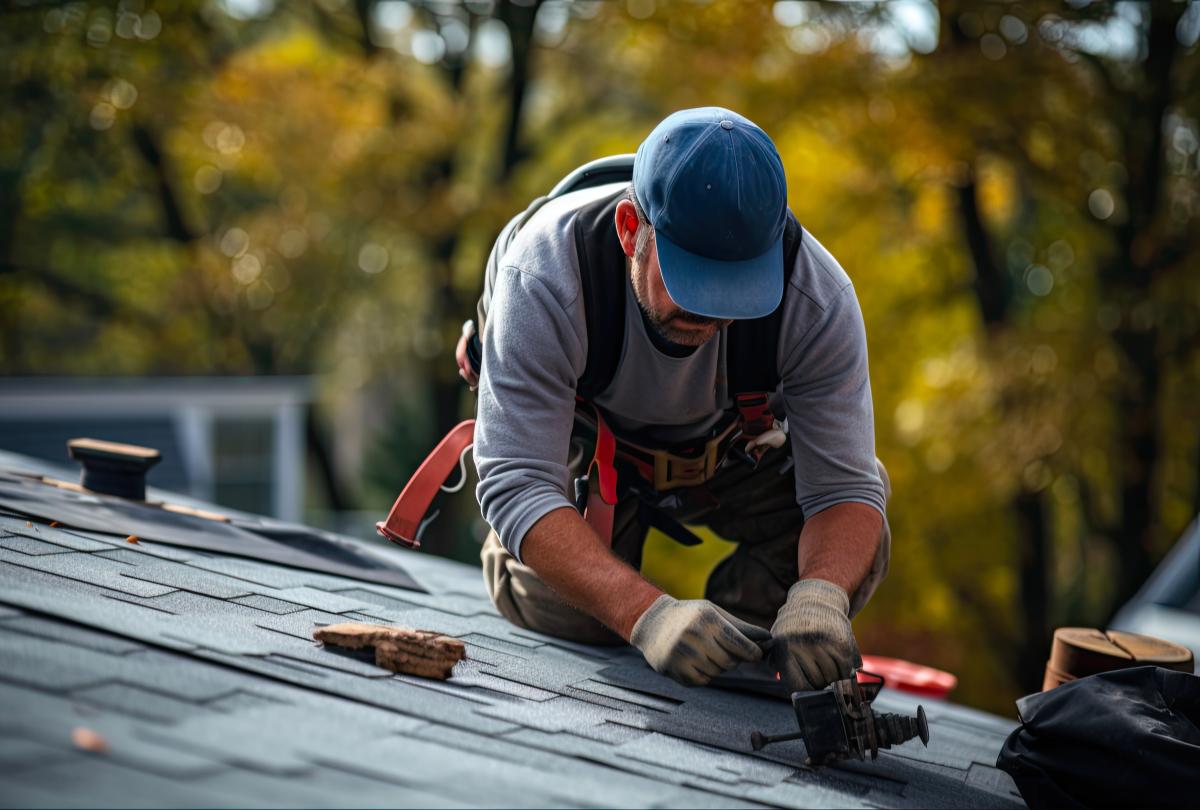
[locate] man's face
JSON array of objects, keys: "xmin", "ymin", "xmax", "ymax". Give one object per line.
[{"xmin": 630, "ymin": 231, "xmax": 730, "ymax": 348}]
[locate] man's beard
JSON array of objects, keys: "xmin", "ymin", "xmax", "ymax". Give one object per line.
[{"xmin": 630, "ymin": 261, "xmax": 724, "ymax": 348}]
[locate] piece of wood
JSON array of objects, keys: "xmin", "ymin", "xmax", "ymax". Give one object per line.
[{"xmin": 313, "ymin": 622, "xmax": 465, "ymax": 680}]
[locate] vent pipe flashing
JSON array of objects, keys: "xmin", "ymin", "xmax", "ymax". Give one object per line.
[{"xmin": 67, "ymin": 438, "xmax": 161, "ymax": 500}]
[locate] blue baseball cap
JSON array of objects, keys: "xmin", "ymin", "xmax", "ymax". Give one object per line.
[{"xmin": 633, "ymin": 107, "xmax": 788, "ymax": 320}]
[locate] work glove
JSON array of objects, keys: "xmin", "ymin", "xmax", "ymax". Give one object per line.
[
  {"xmin": 631, "ymin": 594, "xmax": 772, "ymax": 686},
  {"xmin": 770, "ymin": 579, "xmax": 861, "ymax": 694}
]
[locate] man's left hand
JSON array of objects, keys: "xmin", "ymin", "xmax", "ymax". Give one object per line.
[{"xmin": 770, "ymin": 579, "xmax": 862, "ymax": 693}]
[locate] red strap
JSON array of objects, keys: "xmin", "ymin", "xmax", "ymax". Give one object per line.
[
  {"xmin": 735, "ymin": 392, "xmax": 775, "ymax": 437},
  {"xmin": 583, "ymin": 406, "xmax": 618, "ymax": 546},
  {"xmin": 379, "ymin": 407, "xmax": 620, "ymax": 551},
  {"xmin": 377, "ymin": 420, "xmax": 475, "ymax": 549}
]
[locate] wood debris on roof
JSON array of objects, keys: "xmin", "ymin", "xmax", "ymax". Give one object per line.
[{"xmin": 314, "ymin": 621, "xmax": 465, "ymax": 679}]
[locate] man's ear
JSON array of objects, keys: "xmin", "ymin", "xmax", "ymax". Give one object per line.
[{"xmin": 615, "ymin": 199, "xmax": 639, "ymax": 258}]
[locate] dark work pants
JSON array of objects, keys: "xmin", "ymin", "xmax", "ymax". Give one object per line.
[{"xmin": 481, "ymin": 443, "xmax": 891, "ymax": 644}]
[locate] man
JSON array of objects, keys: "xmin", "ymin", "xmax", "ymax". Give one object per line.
[{"xmin": 464, "ymin": 107, "xmax": 890, "ymax": 694}]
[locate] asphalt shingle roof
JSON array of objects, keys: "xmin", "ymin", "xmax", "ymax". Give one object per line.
[{"xmin": 0, "ymin": 450, "xmax": 1025, "ymax": 808}]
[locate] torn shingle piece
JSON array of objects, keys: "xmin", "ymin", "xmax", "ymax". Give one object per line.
[{"xmin": 314, "ymin": 622, "xmax": 465, "ymax": 680}]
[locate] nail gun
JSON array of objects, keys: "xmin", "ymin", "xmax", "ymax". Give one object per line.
[{"xmin": 750, "ymin": 671, "xmax": 929, "ymax": 766}]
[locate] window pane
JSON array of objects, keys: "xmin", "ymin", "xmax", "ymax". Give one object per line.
[{"xmin": 212, "ymin": 417, "xmax": 274, "ymax": 515}]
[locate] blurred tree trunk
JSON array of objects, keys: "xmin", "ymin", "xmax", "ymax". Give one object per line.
[
  {"xmin": 937, "ymin": 8, "xmax": 1053, "ymax": 690},
  {"xmin": 1014, "ymin": 490, "xmax": 1050, "ymax": 688},
  {"xmin": 1097, "ymin": 2, "xmax": 1186, "ymax": 611},
  {"xmin": 938, "ymin": 2, "xmax": 1191, "ymax": 689},
  {"xmin": 361, "ymin": 0, "xmax": 544, "ymax": 556},
  {"xmin": 954, "ymin": 163, "xmax": 1053, "ymax": 690},
  {"xmin": 496, "ymin": 0, "xmax": 544, "ymax": 179}
]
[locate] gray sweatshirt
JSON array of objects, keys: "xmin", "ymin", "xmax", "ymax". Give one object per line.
[{"xmin": 474, "ymin": 184, "xmax": 885, "ymax": 562}]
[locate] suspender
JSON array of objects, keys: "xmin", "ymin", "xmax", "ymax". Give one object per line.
[{"xmin": 380, "ymin": 185, "xmax": 805, "ymax": 551}]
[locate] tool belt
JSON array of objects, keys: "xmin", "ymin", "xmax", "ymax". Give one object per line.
[
  {"xmin": 376, "ymin": 392, "xmax": 779, "ymax": 551},
  {"xmin": 573, "ymin": 408, "xmax": 741, "ymax": 493},
  {"xmin": 575, "ymin": 391, "xmax": 776, "ymax": 492}
]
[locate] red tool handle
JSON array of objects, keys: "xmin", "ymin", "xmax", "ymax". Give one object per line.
[
  {"xmin": 377, "ymin": 420, "xmax": 475, "ymax": 549},
  {"xmin": 859, "ymin": 655, "xmax": 957, "ymax": 698}
]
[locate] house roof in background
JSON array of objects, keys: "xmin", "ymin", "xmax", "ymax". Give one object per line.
[
  {"xmin": 0, "ymin": 376, "xmax": 313, "ymax": 409},
  {"xmin": 0, "ymin": 449, "xmax": 1025, "ymax": 808}
]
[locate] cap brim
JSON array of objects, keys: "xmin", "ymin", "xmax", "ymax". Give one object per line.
[{"xmin": 655, "ymin": 233, "xmax": 784, "ymax": 320}]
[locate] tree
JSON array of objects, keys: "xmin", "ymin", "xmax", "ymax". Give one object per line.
[{"xmin": 2, "ymin": 0, "xmax": 1196, "ymax": 714}]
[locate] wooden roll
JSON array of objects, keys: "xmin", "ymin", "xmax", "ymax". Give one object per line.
[{"xmin": 1043, "ymin": 627, "xmax": 1194, "ymax": 691}]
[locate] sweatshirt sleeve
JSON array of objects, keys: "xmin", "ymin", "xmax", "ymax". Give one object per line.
[
  {"xmin": 779, "ymin": 282, "xmax": 886, "ymax": 520},
  {"xmin": 473, "ymin": 265, "xmax": 587, "ymax": 562}
]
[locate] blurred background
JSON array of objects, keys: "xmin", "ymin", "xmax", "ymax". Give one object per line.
[{"xmin": 1, "ymin": 0, "xmax": 1198, "ymax": 715}]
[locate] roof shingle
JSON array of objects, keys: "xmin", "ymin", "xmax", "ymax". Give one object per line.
[{"xmin": 0, "ymin": 450, "xmax": 1024, "ymax": 808}]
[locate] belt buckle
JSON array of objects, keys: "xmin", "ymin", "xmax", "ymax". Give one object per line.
[
  {"xmin": 652, "ymin": 436, "xmax": 724, "ymax": 491},
  {"xmin": 655, "ymin": 453, "xmax": 702, "ymax": 491}
]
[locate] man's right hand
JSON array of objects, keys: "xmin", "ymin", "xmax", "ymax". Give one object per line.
[
  {"xmin": 630, "ymin": 594, "xmax": 771, "ymax": 686},
  {"xmin": 455, "ymin": 320, "xmax": 480, "ymax": 389}
]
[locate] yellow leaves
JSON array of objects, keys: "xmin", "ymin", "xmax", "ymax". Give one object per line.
[
  {"xmin": 894, "ymin": 399, "xmax": 926, "ymax": 445},
  {"xmin": 912, "ymin": 184, "xmax": 950, "ymax": 236},
  {"xmin": 975, "ymin": 157, "xmax": 1018, "ymax": 228},
  {"xmin": 921, "ymin": 584, "xmax": 954, "ymax": 627},
  {"xmin": 1027, "ymin": 121, "xmax": 1058, "ymax": 169}
]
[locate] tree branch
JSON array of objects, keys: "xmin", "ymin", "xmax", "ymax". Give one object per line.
[
  {"xmin": 130, "ymin": 123, "xmax": 200, "ymax": 244},
  {"xmin": 953, "ymin": 166, "xmax": 1010, "ymax": 329}
]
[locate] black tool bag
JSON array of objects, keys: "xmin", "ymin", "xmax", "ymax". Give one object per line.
[{"xmin": 996, "ymin": 665, "xmax": 1200, "ymax": 809}]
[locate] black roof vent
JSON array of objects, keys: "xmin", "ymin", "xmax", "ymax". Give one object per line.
[{"xmin": 68, "ymin": 438, "xmax": 161, "ymax": 500}]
